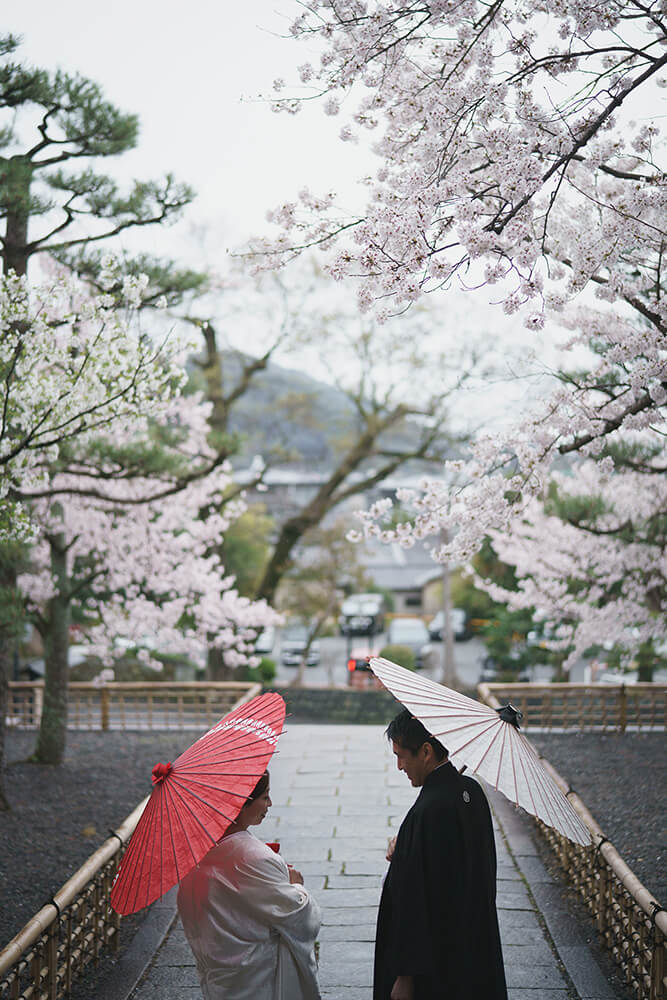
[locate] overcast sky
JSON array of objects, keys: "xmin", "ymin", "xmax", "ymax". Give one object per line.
[
  {"xmin": 7, "ymin": 2, "xmax": 356, "ymax": 248},
  {"xmin": 6, "ymin": 1, "xmax": 569, "ymax": 427}
]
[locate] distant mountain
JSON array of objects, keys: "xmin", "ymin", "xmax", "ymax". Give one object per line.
[{"xmin": 211, "ymin": 351, "xmax": 451, "ymax": 471}]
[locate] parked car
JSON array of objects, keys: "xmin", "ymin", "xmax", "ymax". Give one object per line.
[
  {"xmin": 339, "ymin": 593, "xmax": 386, "ymax": 636},
  {"xmin": 279, "ymin": 624, "xmax": 321, "ymax": 667},
  {"xmin": 346, "ymin": 649, "xmax": 383, "ymax": 689},
  {"xmin": 479, "ymin": 645, "xmax": 528, "ymax": 683},
  {"xmin": 479, "ymin": 655, "xmax": 500, "ymax": 683},
  {"xmin": 385, "ymin": 617, "xmax": 432, "ymax": 669},
  {"xmin": 254, "ymin": 626, "xmax": 276, "ymax": 656},
  {"xmin": 428, "ymin": 608, "xmax": 470, "ymax": 642}
]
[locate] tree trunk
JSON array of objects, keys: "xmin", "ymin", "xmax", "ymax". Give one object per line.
[
  {"xmin": 200, "ymin": 322, "xmax": 229, "ymax": 438},
  {"xmin": 291, "ymin": 608, "xmax": 331, "ymax": 688},
  {"xmin": 0, "ymin": 633, "xmax": 11, "ymax": 811},
  {"xmin": 2, "ymin": 156, "xmax": 32, "ymax": 277},
  {"xmin": 439, "ymin": 530, "xmax": 456, "ymax": 687},
  {"xmin": 636, "ymin": 641, "xmax": 654, "ymax": 683},
  {"xmin": 207, "ymin": 646, "xmax": 236, "ymax": 682},
  {"xmin": 33, "ymin": 535, "xmax": 70, "ymax": 765},
  {"xmin": 0, "ymin": 555, "xmax": 22, "ymax": 810},
  {"xmin": 254, "ymin": 421, "xmax": 393, "ymax": 605},
  {"xmin": 256, "ymin": 518, "xmax": 310, "ymax": 606}
]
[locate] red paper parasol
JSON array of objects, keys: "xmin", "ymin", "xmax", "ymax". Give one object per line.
[
  {"xmin": 370, "ymin": 656, "xmax": 591, "ymax": 846},
  {"xmin": 110, "ymin": 692, "xmax": 286, "ymax": 915}
]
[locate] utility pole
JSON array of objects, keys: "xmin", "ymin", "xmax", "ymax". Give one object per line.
[{"xmin": 440, "ymin": 529, "xmax": 456, "ymax": 688}]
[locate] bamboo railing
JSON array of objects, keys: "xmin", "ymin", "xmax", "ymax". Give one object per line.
[
  {"xmin": 0, "ymin": 682, "xmax": 260, "ymax": 999},
  {"xmin": 7, "ymin": 681, "xmax": 261, "ymax": 731},
  {"xmin": 0, "ymin": 797, "xmax": 147, "ymax": 1000},
  {"xmin": 481, "ymin": 682, "xmax": 666, "ymax": 731},
  {"xmin": 479, "ymin": 683, "xmax": 667, "ymax": 1000}
]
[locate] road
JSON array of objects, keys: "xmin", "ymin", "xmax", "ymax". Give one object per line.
[{"xmin": 268, "ymin": 630, "xmax": 489, "ymax": 688}]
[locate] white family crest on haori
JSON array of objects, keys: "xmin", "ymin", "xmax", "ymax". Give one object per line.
[{"xmin": 370, "ymin": 656, "xmax": 591, "ymax": 846}]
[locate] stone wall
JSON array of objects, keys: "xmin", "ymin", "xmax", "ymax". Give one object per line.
[{"xmin": 263, "ymin": 685, "xmax": 400, "ymax": 724}]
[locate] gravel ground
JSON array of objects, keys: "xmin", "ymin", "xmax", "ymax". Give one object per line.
[
  {"xmin": 530, "ymin": 731, "xmax": 666, "ymax": 903},
  {"xmin": 1, "ymin": 727, "xmax": 665, "ymax": 955},
  {"xmin": 0, "ymin": 729, "xmax": 187, "ymax": 950}
]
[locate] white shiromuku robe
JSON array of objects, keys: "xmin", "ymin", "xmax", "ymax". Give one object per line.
[{"xmin": 177, "ymin": 830, "xmax": 321, "ymax": 1000}]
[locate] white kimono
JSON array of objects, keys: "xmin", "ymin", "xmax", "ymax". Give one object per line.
[{"xmin": 177, "ymin": 831, "xmax": 321, "ymax": 1000}]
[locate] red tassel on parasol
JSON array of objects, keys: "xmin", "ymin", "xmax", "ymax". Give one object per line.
[{"xmin": 110, "ymin": 692, "xmax": 286, "ymax": 915}]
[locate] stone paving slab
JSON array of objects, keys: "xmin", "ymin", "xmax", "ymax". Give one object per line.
[
  {"xmin": 317, "ymin": 888, "xmax": 385, "ymax": 907},
  {"xmin": 127, "ymin": 723, "xmax": 621, "ymax": 1000},
  {"xmin": 318, "ymin": 923, "xmax": 377, "ymax": 942},
  {"xmin": 503, "ymin": 942, "xmax": 559, "ymax": 966},
  {"xmin": 327, "ymin": 875, "xmax": 383, "ymax": 890}
]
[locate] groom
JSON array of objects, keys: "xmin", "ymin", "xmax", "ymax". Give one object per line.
[{"xmin": 373, "ymin": 708, "xmax": 507, "ymax": 1000}]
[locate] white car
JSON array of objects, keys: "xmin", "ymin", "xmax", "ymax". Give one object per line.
[
  {"xmin": 254, "ymin": 627, "xmax": 276, "ymax": 655},
  {"xmin": 280, "ymin": 625, "xmax": 321, "ymax": 667}
]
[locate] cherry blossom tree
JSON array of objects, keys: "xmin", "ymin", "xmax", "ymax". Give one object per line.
[
  {"xmin": 19, "ymin": 404, "xmax": 280, "ymax": 764},
  {"xmin": 1, "ymin": 261, "xmax": 188, "ymax": 518},
  {"xmin": 0, "ymin": 262, "xmax": 190, "ymax": 796},
  {"xmin": 475, "ymin": 462, "xmax": 666, "ymax": 672},
  {"xmin": 259, "ymin": 2, "xmax": 665, "ymax": 324},
  {"xmin": 0, "ymin": 264, "xmax": 279, "ymax": 778},
  {"xmin": 252, "ymin": 1, "xmax": 665, "ymax": 654}
]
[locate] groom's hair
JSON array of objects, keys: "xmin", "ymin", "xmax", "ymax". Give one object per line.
[{"xmin": 386, "ymin": 708, "xmax": 448, "ymax": 760}]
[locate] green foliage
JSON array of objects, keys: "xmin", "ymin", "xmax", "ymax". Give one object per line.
[
  {"xmin": 244, "ymin": 657, "xmax": 277, "ymax": 684},
  {"xmin": 64, "ymin": 429, "xmax": 192, "ymax": 482},
  {"xmin": 68, "ymin": 651, "xmax": 180, "ymax": 683},
  {"xmin": 0, "ymin": 35, "xmax": 198, "ymax": 288},
  {"xmin": 364, "ymin": 585, "xmax": 395, "ymax": 613},
  {"xmin": 379, "ymin": 643, "xmax": 415, "ymax": 671},
  {"xmin": 473, "ymin": 536, "xmax": 519, "ymax": 593},
  {"xmin": 465, "ymin": 538, "xmax": 566, "ymax": 670},
  {"xmin": 222, "ymin": 507, "xmax": 274, "ymax": 598},
  {"xmin": 0, "ymin": 529, "xmax": 29, "ymax": 638},
  {"xmin": 479, "ymin": 606, "xmax": 534, "ymax": 672},
  {"xmin": 449, "ymin": 568, "xmax": 495, "ymax": 623},
  {"xmin": 56, "ymin": 248, "xmax": 208, "ymax": 308},
  {"xmin": 544, "ymin": 480, "xmax": 610, "ymax": 526}
]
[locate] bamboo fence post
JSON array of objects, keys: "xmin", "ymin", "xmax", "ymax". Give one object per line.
[
  {"xmin": 597, "ymin": 861, "xmax": 609, "ymax": 935},
  {"xmin": 34, "ymin": 684, "xmax": 43, "ymax": 727},
  {"xmin": 92, "ymin": 883, "xmax": 100, "ymax": 963},
  {"xmin": 650, "ymin": 919, "xmax": 665, "ymax": 1000},
  {"xmin": 620, "ymin": 685, "xmax": 627, "ymax": 733},
  {"xmin": 30, "ymin": 948, "xmax": 41, "ymax": 996},
  {"xmin": 100, "ymin": 688, "xmax": 110, "ymax": 731},
  {"xmin": 65, "ymin": 912, "xmax": 72, "ymax": 994},
  {"xmin": 47, "ymin": 921, "xmax": 58, "ymax": 999}
]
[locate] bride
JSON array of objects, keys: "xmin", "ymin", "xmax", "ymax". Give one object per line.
[{"xmin": 177, "ymin": 770, "xmax": 321, "ymax": 1000}]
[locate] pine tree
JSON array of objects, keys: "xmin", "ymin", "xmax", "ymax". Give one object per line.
[{"xmin": 0, "ymin": 32, "xmax": 202, "ymax": 301}]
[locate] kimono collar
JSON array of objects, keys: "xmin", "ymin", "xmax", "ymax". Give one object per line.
[{"xmin": 423, "ymin": 759, "xmax": 458, "ymax": 787}]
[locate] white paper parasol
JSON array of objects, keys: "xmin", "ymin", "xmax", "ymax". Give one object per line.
[{"xmin": 370, "ymin": 656, "xmax": 591, "ymax": 846}]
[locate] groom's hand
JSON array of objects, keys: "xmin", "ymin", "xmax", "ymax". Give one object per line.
[{"xmin": 391, "ymin": 975, "xmax": 414, "ymax": 1000}]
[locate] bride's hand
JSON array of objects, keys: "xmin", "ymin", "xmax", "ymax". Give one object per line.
[{"xmin": 288, "ymin": 867, "xmax": 304, "ymax": 885}]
